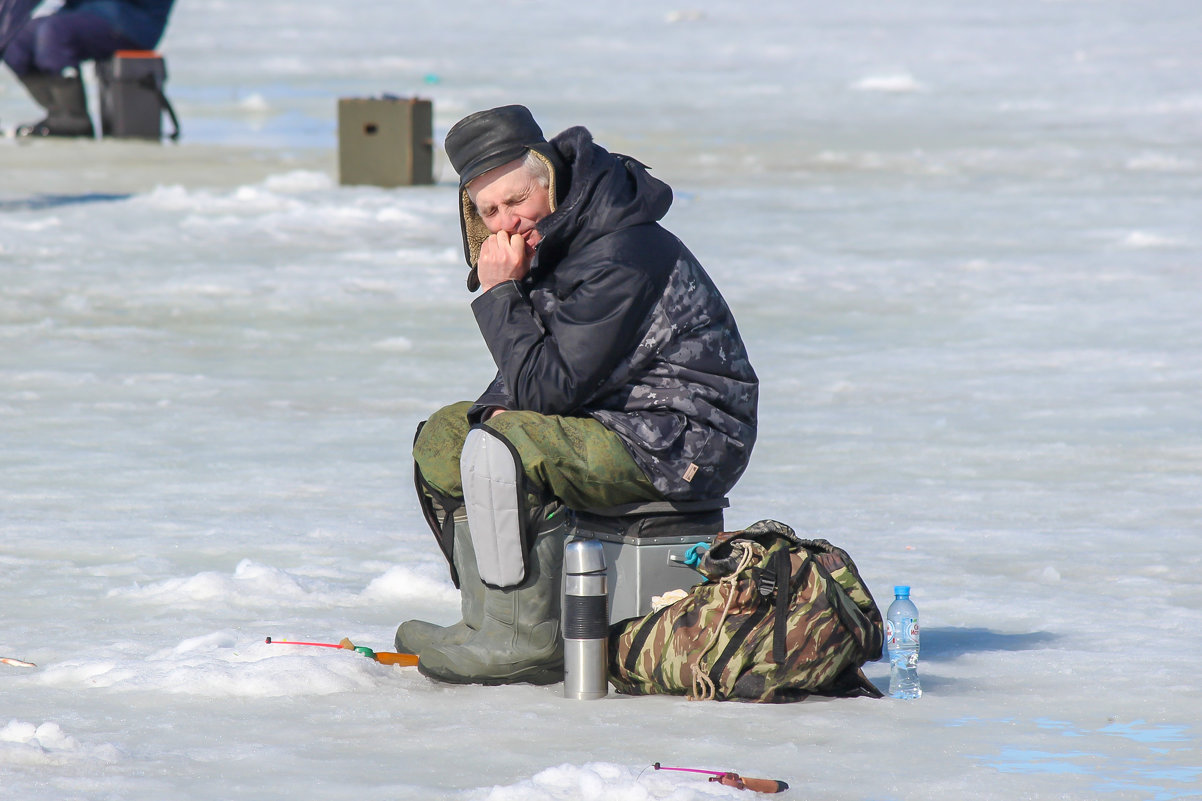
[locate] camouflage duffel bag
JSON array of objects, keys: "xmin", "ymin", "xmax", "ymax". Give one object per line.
[{"xmin": 608, "ymin": 519, "xmax": 885, "ymax": 703}]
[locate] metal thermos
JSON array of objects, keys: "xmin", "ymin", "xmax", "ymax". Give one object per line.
[{"xmin": 563, "ymin": 536, "xmax": 609, "ymax": 700}]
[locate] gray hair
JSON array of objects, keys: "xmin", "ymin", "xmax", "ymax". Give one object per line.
[
  {"xmin": 467, "ymin": 150, "xmax": 551, "ymax": 203},
  {"xmin": 521, "ymin": 150, "xmax": 551, "ymax": 188}
]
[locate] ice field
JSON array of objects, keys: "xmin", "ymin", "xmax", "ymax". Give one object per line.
[{"xmin": 2, "ymin": 1, "xmax": 1201, "ymax": 798}]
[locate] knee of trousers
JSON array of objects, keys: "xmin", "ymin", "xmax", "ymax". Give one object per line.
[
  {"xmin": 31, "ymin": 11, "xmax": 137, "ymax": 75},
  {"xmin": 413, "ymin": 401, "xmax": 473, "ymax": 499},
  {"xmin": 30, "ymin": 17, "xmax": 86, "ymax": 74},
  {"xmin": 3, "ymin": 32, "xmax": 35, "ymax": 75},
  {"xmin": 460, "ymin": 426, "xmax": 541, "ymax": 590}
]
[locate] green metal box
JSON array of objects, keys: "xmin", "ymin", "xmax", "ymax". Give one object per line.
[{"xmin": 338, "ymin": 97, "xmax": 434, "ymax": 187}]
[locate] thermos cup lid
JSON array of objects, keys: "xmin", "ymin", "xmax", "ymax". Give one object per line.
[{"xmin": 564, "ymin": 537, "xmax": 607, "ymax": 575}]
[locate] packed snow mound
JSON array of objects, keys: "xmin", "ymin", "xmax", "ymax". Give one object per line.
[
  {"xmin": 470, "ymin": 761, "xmax": 746, "ymax": 800},
  {"xmin": 107, "ymin": 559, "xmax": 457, "ymax": 609},
  {"xmin": 33, "ymin": 633, "xmax": 408, "ymax": 698},
  {"xmin": 0, "ymin": 721, "xmax": 123, "ymax": 767}
]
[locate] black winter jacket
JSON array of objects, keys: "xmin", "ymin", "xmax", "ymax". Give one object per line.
[{"xmin": 467, "ymin": 127, "xmax": 757, "ymax": 501}]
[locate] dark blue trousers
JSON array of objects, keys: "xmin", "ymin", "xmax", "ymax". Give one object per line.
[{"xmin": 3, "ymin": 9, "xmax": 138, "ymax": 76}]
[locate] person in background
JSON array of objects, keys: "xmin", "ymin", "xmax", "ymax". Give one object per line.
[
  {"xmin": 396, "ymin": 105, "xmax": 758, "ymax": 686},
  {"xmin": 2, "ymin": 0, "xmax": 174, "ymax": 137}
]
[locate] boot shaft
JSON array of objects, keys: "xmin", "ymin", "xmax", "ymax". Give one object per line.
[
  {"xmin": 18, "ymin": 72, "xmax": 58, "ymax": 110},
  {"xmin": 16, "ymin": 70, "xmax": 94, "ymax": 138},
  {"xmin": 394, "ymin": 515, "xmax": 484, "ymax": 655},
  {"xmin": 417, "ymin": 517, "xmax": 567, "ymax": 685},
  {"xmin": 479, "ymin": 517, "xmax": 564, "ymax": 647}
]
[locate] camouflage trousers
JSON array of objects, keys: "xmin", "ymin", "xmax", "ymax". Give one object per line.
[{"xmin": 413, "ymin": 401, "xmax": 663, "ymax": 513}]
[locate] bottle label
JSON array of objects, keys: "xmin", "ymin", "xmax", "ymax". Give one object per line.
[{"xmin": 886, "ymin": 618, "xmax": 919, "ymax": 646}]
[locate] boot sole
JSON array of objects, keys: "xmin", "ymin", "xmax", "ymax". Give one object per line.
[{"xmin": 417, "ymin": 660, "xmax": 564, "ymax": 687}]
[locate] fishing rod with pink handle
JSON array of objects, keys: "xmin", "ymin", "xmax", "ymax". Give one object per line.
[
  {"xmin": 653, "ymin": 763, "xmax": 789, "ymax": 793},
  {"xmin": 265, "ymin": 637, "xmax": 418, "ymax": 666}
]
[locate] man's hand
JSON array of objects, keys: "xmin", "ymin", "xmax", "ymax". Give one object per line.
[{"xmin": 477, "ymin": 230, "xmax": 533, "ymax": 291}]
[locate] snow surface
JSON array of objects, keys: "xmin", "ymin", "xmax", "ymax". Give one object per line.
[{"xmin": 2, "ymin": 0, "xmax": 1201, "ymax": 799}]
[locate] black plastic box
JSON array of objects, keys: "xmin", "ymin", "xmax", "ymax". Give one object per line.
[{"xmin": 96, "ymin": 51, "xmax": 167, "ymax": 140}]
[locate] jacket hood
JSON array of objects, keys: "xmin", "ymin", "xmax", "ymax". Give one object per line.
[
  {"xmin": 457, "ymin": 126, "xmax": 672, "ymax": 291},
  {"xmin": 534, "ymin": 127, "xmax": 672, "ymax": 269},
  {"xmin": 458, "ymin": 149, "xmax": 564, "ymax": 292}
]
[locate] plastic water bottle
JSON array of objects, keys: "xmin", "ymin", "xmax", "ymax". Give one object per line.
[{"xmin": 885, "ymin": 585, "xmax": 922, "ymax": 699}]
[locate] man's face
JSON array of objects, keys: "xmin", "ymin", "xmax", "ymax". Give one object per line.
[{"xmin": 468, "ymin": 159, "xmax": 553, "ymax": 249}]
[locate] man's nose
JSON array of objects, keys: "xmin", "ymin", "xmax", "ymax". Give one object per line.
[{"xmin": 498, "ymin": 209, "xmax": 520, "ymax": 233}]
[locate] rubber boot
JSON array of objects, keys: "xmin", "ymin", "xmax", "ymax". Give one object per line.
[
  {"xmin": 17, "ymin": 72, "xmax": 57, "ymax": 110},
  {"xmin": 395, "ymin": 513, "xmax": 485, "ymax": 655},
  {"xmin": 16, "ymin": 69, "xmax": 94, "ymax": 138},
  {"xmin": 417, "ymin": 516, "xmax": 566, "ymax": 685}
]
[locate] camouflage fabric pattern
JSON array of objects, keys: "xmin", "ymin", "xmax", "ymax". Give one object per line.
[
  {"xmin": 585, "ymin": 244, "xmax": 759, "ymax": 501},
  {"xmin": 608, "ymin": 520, "xmax": 884, "ymax": 703}
]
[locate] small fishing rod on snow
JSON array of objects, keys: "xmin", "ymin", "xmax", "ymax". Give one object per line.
[
  {"xmin": 653, "ymin": 763, "xmax": 789, "ymax": 794},
  {"xmin": 265, "ymin": 637, "xmax": 418, "ymax": 666},
  {"xmin": 1, "ymin": 656, "xmax": 37, "ymax": 668}
]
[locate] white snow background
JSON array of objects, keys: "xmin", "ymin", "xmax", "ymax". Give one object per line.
[{"xmin": 2, "ymin": 1, "xmax": 1200, "ymax": 799}]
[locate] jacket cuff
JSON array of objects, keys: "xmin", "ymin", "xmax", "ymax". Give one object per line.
[
  {"xmin": 468, "ymin": 403, "xmax": 510, "ymax": 424},
  {"xmin": 470, "ymin": 279, "xmax": 523, "ymax": 311},
  {"xmin": 469, "ymin": 385, "xmax": 512, "ymax": 424}
]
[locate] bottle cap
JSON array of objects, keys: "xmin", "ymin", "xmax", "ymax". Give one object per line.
[{"xmin": 894, "ymin": 585, "xmax": 910, "ymax": 597}]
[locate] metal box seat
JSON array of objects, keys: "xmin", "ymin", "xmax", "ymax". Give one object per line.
[{"xmin": 566, "ymin": 498, "xmax": 727, "ymax": 623}]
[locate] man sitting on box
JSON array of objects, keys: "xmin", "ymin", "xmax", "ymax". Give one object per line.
[
  {"xmin": 2, "ymin": 0, "xmax": 174, "ymax": 137},
  {"xmin": 397, "ymin": 104, "xmax": 758, "ymax": 686}
]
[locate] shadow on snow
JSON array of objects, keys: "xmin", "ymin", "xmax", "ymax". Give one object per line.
[
  {"xmin": 919, "ymin": 627, "xmax": 1059, "ymax": 662},
  {"xmin": 0, "ymin": 192, "xmax": 133, "ymax": 212}
]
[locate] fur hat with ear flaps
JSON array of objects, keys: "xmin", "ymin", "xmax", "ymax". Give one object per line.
[{"xmin": 444, "ymin": 105, "xmax": 566, "ymax": 291}]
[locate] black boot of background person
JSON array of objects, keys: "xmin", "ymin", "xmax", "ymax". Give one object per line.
[{"xmin": 16, "ymin": 68, "xmax": 95, "ymax": 138}]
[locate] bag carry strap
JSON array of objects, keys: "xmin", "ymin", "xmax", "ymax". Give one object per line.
[
  {"xmin": 705, "ymin": 546, "xmax": 797, "ymax": 692},
  {"xmin": 623, "ymin": 602, "xmax": 673, "ymax": 675},
  {"xmin": 771, "ymin": 547, "xmax": 792, "ymax": 664},
  {"xmin": 705, "ymin": 602, "xmax": 774, "ymax": 695},
  {"xmin": 136, "ymin": 74, "xmax": 180, "ymax": 141}
]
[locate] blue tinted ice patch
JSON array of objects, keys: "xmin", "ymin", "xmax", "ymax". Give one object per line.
[
  {"xmin": 956, "ymin": 717, "xmax": 1200, "ymax": 799},
  {"xmin": 975, "ymin": 748, "xmax": 1096, "ymax": 775},
  {"xmin": 1138, "ymin": 767, "xmax": 1202, "ymax": 783},
  {"xmin": 1034, "ymin": 717, "xmax": 1086, "ymax": 737},
  {"xmin": 1093, "ymin": 780, "xmax": 1202, "ymax": 801},
  {"xmin": 1100, "ymin": 720, "xmax": 1191, "ymax": 744},
  {"xmin": 943, "ymin": 715, "xmax": 1015, "ymax": 728}
]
